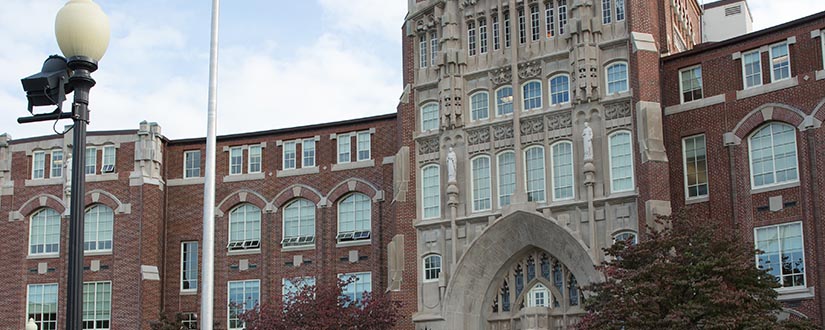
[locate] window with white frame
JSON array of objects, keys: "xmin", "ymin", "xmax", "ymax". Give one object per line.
[
  {"xmin": 101, "ymin": 145, "xmax": 115, "ymax": 173},
  {"xmin": 423, "ymin": 254, "xmax": 442, "ymax": 282},
  {"xmin": 498, "ymin": 151, "xmax": 516, "ymax": 207},
  {"xmin": 679, "ymin": 66, "xmax": 703, "ymax": 103},
  {"xmin": 755, "ymin": 222, "xmax": 805, "ymax": 288},
  {"xmin": 82, "ymin": 281, "xmax": 111, "ymax": 330},
  {"xmin": 228, "ymin": 204, "xmax": 261, "ymax": 250},
  {"xmin": 340, "ymin": 272, "xmax": 372, "ymax": 305},
  {"xmin": 229, "ymin": 147, "xmax": 243, "ymax": 175},
  {"xmin": 530, "ymin": 5, "xmax": 540, "ymax": 41},
  {"xmin": 496, "ymin": 86, "xmax": 514, "ymax": 116},
  {"xmin": 546, "ymin": 4, "xmax": 555, "ymax": 38},
  {"xmin": 613, "ymin": 231, "xmax": 637, "ymax": 244},
  {"xmin": 357, "ymin": 132, "xmax": 371, "ymax": 161},
  {"xmin": 558, "ymin": 0, "xmax": 568, "ymax": 35},
  {"xmin": 422, "ymin": 165, "xmax": 441, "ymax": 219},
  {"xmin": 615, "ymin": 0, "xmax": 625, "ymax": 21},
  {"xmin": 743, "ymin": 50, "xmax": 762, "ymax": 89},
  {"xmin": 181, "ymin": 241, "xmax": 198, "ymax": 292},
  {"xmin": 683, "ymin": 135, "xmax": 708, "ymax": 199},
  {"xmin": 338, "ymin": 134, "xmax": 351, "ymax": 164},
  {"xmin": 479, "ymin": 18, "xmax": 488, "ymax": 54},
  {"xmin": 606, "ymin": 62, "xmax": 628, "ymax": 94},
  {"xmin": 85, "ymin": 147, "xmax": 96, "ymax": 175},
  {"xmin": 184, "ymin": 150, "xmax": 201, "ymax": 178},
  {"xmin": 27, "ymin": 283, "xmax": 58, "ymax": 330},
  {"xmin": 551, "ymin": 141, "xmax": 574, "ymax": 200},
  {"xmin": 609, "ymin": 131, "xmax": 634, "ymax": 193},
  {"xmin": 549, "ymin": 74, "xmax": 570, "ymax": 105},
  {"xmin": 51, "ymin": 150, "xmax": 63, "ymax": 178},
  {"xmin": 338, "ymin": 193, "xmax": 371, "ymax": 241},
  {"xmin": 525, "ymin": 146, "xmax": 546, "ymax": 202},
  {"xmin": 468, "ymin": 20, "xmax": 477, "ymax": 56},
  {"xmin": 421, "ymin": 103, "xmax": 440, "ymax": 131},
  {"xmin": 303, "ymin": 139, "xmax": 316, "ymax": 167},
  {"xmin": 283, "ymin": 199, "xmax": 315, "ymax": 246},
  {"xmin": 523, "ymin": 81, "xmax": 542, "ymax": 111},
  {"xmin": 749, "ymin": 122, "xmax": 798, "ymax": 188},
  {"xmin": 518, "ymin": 7, "xmax": 527, "ymax": 44},
  {"xmin": 419, "ymin": 35, "xmax": 428, "ymax": 68},
  {"xmin": 283, "ymin": 141, "xmax": 297, "ymax": 169},
  {"xmin": 602, "ymin": 0, "xmax": 612, "ymax": 24},
  {"xmin": 180, "ymin": 313, "xmax": 198, "ymax": 329},
  {"xmin": 228, "ymin": 279, "xmax": 259, "ymax": 330},
  {"xmin": 472, "ymin": 156, "xmax": 492, "ymax": 211},
  {"xmin": 30, "ymin": 208, "xmax": 60, "ymax": 256},
  {"xmin": 769, "ymin": 42, "xmax": 790, "ymax": 82},
  {"xmin": 282, "ymin": 277, "xmax": 316, "ymax": 302},
  {"xmin": 493, "ymin": 15, "xmax": 500, "ymax": 50},
  {"xmin": 32, "ymin": 151, "xmax": 46, "ymax": 179},
  {"xmin": 84, "ymin": 205, "xmax": 113, "ymax": 252},
  {"xmin": 431, "ymin": 31, "xmax": 438, "ymax": 66},
  {"xmin": 471, "ymin": 91, "xmax": 490, "ymax": 121},
  {"xmin": 248, "ymin": 145, "xmax": 262, "ymax": 173},
  {"xmin": 504, "ymin": 10, "xmax": 512, "ymax": 48},
  {"xmin": 527, "ymin": 283, "xmax": 550, "ymax": 307}
]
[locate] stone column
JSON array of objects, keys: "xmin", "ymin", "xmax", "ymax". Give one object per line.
[{"xmin": 583, "ymin": 161, "xmax": 599, "ymax": 264}]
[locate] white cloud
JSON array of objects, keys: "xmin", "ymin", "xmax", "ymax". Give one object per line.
[
  {"xmin": 317, "ymin": 0, "xmax": 407, "ymax": 41},
  {"xmin": 747, "ymin": 0, "xmax": 825, "ymax": 31}
]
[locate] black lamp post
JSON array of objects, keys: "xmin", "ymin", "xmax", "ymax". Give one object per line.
[{"xmin": 19, "ymin": 1, "xmax": 110, "ymax": 329}]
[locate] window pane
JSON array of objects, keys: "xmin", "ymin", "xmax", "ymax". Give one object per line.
[
  {"xmin": 525, "ymin": 147, "xmax": 546, "ymax": 202},
  {"xmin": 498, "ymin": 152, "xmax": 515, "ymax": 206},
  {"xmin": 357, "ymin": 132, "xmax": 371, "ymax": 161},
  {"xmin": 283, "ymin": 142, "xmax": 296, "ymax": 169},
  {"xmin": 338, "ymin": 193, "xmax": 371, "ymax": 235},
  {"xmin": 771, "ymin": 43, "xmax": 790, "ymax": 81},
  {"xmin": 248, "ymin": 145, "xmax": 261, "ymax": 173},
  {"xmin": 471, "ymin": 92, "xmax": 490, "ymax": 121},
  {"xmin": 756, "ymin": 223, "xmax": 804, "ymax": 288},
  {"xmin": 749, "ymin": 123, "xmax": 797, "ymax": 188},
  {"xmin": 610, "ymin": 132, "xmax": 633, "ymax": 192},
  {"xmin": 496, "ymin": 87, "xmax": 513, "ymax": 116},
  {"xmin": 28, "ymin": 283, "xmax": 58, "ymax": 330},
  {"xmin": 550, "ymin": 76, "xmax": 570, "ymax": 105},
  {"xmin": 523, "ymin": 81, "xmax": 542, "ymax": 110},
  {"xmin": 33, "ymin": 152, "xmax": 46, "ymax": 179},
  {"xmin": 607, "ymin": 63, "xmax": 628, "ymax": 94},
  {"xmin": 229, "ymin": 147, "xmax": 242, "ymax": 174},
  {"xmin": 30, "ymin": 208, "xmax": 60, "ymax": 255},
  {"xmin": 683, "ymin": 135, "xmax": 708, "ymax": 198},
  {"xmin": 422, "ymin": 104, "xmax": 440, "ymax": 131},
  {"xmin": 283, "ymin": 199, "xmax": 315, "ymax": 241},
  {"xmin": 303, "ymin": 139, "xmax": 316, "ymax": 167},
  {"xmin": 743, "ymin": 51, "xmax": 762, "ymax": 88},
  {"xmin": 51, "ymin": 151, "xmax": 63, "ymax": 178},
  {"xmin": 181, "ymin": 241, "xmax": 198, "ymax": 290},
  {"xmin": 472, "ymin": 157, "xmax": 492, "ymax": 211},
  {"xmin": 422, "ymin": 165, "xmax": 441, "ymax": 218},
  {"xmin": 84, "ymin": 205, "xmax": 114, "ymax": 252},
  {"xmin": 85, "ymin": 147, "xmax": 96, "ymax": 175},
  {"xmin": 229, "ymin": 204, "xmax": 261, "ymax": 244},
  {"xmin": 185, "ymin": 151, "xmax": 201, "ymax": 178},
  {"xmin": 552, "ymin": 142, "xmax": 574, "ymax": 200},
  {"xmin": 680, "ymin": 66, "xmax": 703, "ymax": 102}
]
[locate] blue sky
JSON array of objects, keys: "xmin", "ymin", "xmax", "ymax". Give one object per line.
[{"xmin": 1, "ymin": 0, "xmax": 823, "ymax": 139}]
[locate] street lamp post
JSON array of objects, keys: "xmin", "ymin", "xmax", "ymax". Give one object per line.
[{"xmin": 18, "ymin": 1, "xmax": 109, "ymax": 329}]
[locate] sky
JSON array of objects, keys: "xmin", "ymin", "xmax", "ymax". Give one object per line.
[{"xmin": 1, "ymin": 0, "xmax": 823, "ymax": 140}]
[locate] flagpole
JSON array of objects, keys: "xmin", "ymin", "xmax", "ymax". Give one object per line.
[{"xmin": 201, "ymin": 0, "xmax": 220, "ymax": 328}]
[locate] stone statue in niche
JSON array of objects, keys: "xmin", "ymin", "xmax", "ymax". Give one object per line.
[
  {"xmin": 582, "ymin": 122, "xmax": 593, "ymax": 161},
  {"xmin": 447, "ymin": 147, "xmax": 457, "ymax": 183}
]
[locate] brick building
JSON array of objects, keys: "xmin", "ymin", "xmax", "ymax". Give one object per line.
[{"xmin": 2, "ymin": 0, "xmax": 825, "ymax": 329}]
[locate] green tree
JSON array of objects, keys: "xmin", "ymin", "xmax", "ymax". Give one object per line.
[{"xmin": 577, "ymin": 210, "xmax": 818, "ymax": 329}]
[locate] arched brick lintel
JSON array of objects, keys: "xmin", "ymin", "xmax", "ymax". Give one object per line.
[
  {"xmin": 732, "ymin": 104, "xmax": 807, "ymax": 140},
  {"xmin": 216, "ymin": 189, "xmax": 269, "ymax": 217},
  {"xmin": 271, "ymin": 184, "xmax": 324, "ymax": 209},
  {"xmin": 326, "ymin": 178, "xmax": 382, "ymax": 205},
  {"xmin": 18, "ymin": 194, "xmax": 66, "ymax": 219}
]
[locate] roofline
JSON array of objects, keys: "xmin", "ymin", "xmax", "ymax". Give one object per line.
[
  {"xmin": 664, "ymin": 10, "xmax": 825, "ymax": 62},
  {"xmin": 8, "ymin": 129, "xmax": 139, "ymax": 145},
  {"xmin": 168, "ymin": 112, "xmax": 398, "ymax": 145}
]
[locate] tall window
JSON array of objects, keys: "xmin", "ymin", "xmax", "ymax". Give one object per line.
[
  {"xmin": 431, "ymin": 31, "xmax": 438, "ymax": 66},
  {"xmin": 283, "ymin": 141, "xmax": 296, "ymax": 170},
  {"xmin": 468, "ymin": 21, "xmax": 477, "ymax": 56},
  {"xmin": 101, "ymin": 145, "xmax": 115, "ymax": 173},
  {"xmin": 679, "ymin": 66, "xmax": 703, "ymax": 103},
  {"xmin": 27, "ymin": 283, "xmax": 58, "ymax": 330},
  {"xmin": 616, "ymin": 0, "xmax": 625, "ymax": 21},
  {"xmin": 30, "ymin": 208, "xmax": 60, "ymax": 256},
  {"xmin": 472, "ymin": 156, "xmax": 492, "ymax": 211},
  {"xmin": 248, "ymin": 145, "xmax": 261, "ymax": 173},
  {"xmin": 546, "ymin": 4, "xmax": 555, "ymax": 38},
  {"xmin": 82, "ymin": 281, "xmax": 111, "ymax": 330},
  {"xmin": 558, "ymin": 0, "xmax": 568, "ymax": 35},
  {"xmin": 504, "ymin": 10, "xmax": 511, "ymax": 48},
  {"xmin": 479, "ymin": 18, "xmax": 488, "ymax": 54},
  {"xmin": 338, "ymin": 134, "xmax": 351, "ymax": 164},
  {"xmin": 525, "ymin": 146, "xmax": 546, "ymax": 202},
  {"xmin": 743, "ymin": 50, "xmax": 762, "ymax": 88},
  {"xmin": 517, "ymin": 7, "xmax": 527, "ymax": 44},
  {"xmin": 496, "ymin": 86, "xmax": 514, "ymax": 116},
  {"xmin": 421, "ymin": 103, "xmax": 440, "ymax": 131},
  {"xmin": 602, "ymin": 0, "xmax": 612, "ymax": 24},
  {"xmin": 419, "ymin": 35, "xmax": 428, "ymax": 68},
  {"xmin": 756, "ymin": 222, "xmax": 805, "ymax": 288},
  {"xmin": 749, "ymin": 122, "xmax": 798, "ymax": 188},
  {"xmin": 303, "ymin": 139, "xmax": 316, "ymax": 167},
  {"xmin": 338, "ymin": 193, "xmax": 371, "ymax": 240},
  {"xmin": 492, "ymin": 15, "xmax": 500, "ymax": 50},
  {"xmin": 184, "ymin": 150, "xmax": 201, "ymax": 178},
  {"xmin": 551, "ymin": 141, "xmax": 574, "ymax": 200},
  {"xmin": 283, "ymin": 277, "xmax": 316, "ymax": 302},
  {"xmin": 229, "ymin": 147, "xmax": 243, "ymax": 175},
  {"xmin": 357, "ymin": 132, "xmax": 371, "ymax": 161},
  {"xmin": 340, "ymin": 272, "xmax": 372, "ymax": 305},
  {"xmin": 530, "ymin": 6, "xmax": 540, "ymax": 41},
  {"xmin": 180, "ymin": 313, "xmax": 198, "ymax": 329},
  {"xmin": 85, "ymin": 147, "xmax": 96, "ymax": 175},
  {"xmin": 181, "ymin": 241, "xmax": 198, "ymax": 292},
  {"xmin": 228, "ymin": 204, "xmax": 261, "ymax": 249},
  {"xmin": 769, "ymin": 42, "xmax": 790, "ymax": 82},
  {"xmin": 32, "ymin": 151, "xmax": 46, "ymax": 179},
  {"xmin": 683, "ymin": 135, "xmax": 708, "ymax": 199},
  {"xmin": 471, "ymin": 92, "xmax": 490, "ymax": 121},
  {"xmin": 51, "ymin": 150, "xmax": 63, "ymax": 178},
  {"xmin": 422, "ymin": 165, "xmax": 441, "ymax": 219},
  {"xmin": 84, "ymin": 205, "xmax": 113, "ymax": 252},
  {"xmin": 423, "ymin": 254, "xmax": 442, "ymax": 282},
  {"xmin": 609, "ymin": 131, "xmax": 634, "ymax": 193},
  {"xmin": 498, "ymin": 151, "xmax": 516, "ymax": 207},
  {"xmin": 606, "ymin": 62, "xmax": 628, "ymax": 94},
  {"xmin": 549, "ymin": 74, "xmax": 570, "ymax": 105},
  {"xmin": 283, "ymin": 199, "xmax": 316, "ymax": 246},
  {"xmin": 228, "ymin": 280, "xmax": 260, "ymax": 330},
  {"xmin": 523, "ymin": 81, "xmax": 542, "ymax": 111}
]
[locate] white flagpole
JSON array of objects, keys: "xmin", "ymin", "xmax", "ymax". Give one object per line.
[{"xmin": 201, "ymin": 0, "xmax": 220, "ymax": 328}]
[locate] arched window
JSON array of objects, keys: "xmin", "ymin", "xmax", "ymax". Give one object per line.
[
  {"xmin": 423, "ymin": 254, "xmax": 442, "ymax": 282},
  {"xmin": 549, "ymin": 74, "xmax": 570, "ymax": 105},
  {"xmin": 609, "ymin": 131, "xmax": 634, "ymax": 193},
  {"xmin": 471, "ymin": 91, "xmax": 490, "ymax": 121},
  {"xmin": 337, "ymin": 193, "xmax": 371, "ymax": 242},
  {"xmin": 85, "ymin": 205, "xmax": 114, "ymax": 252},
  {"xmin": 421, "ymin": 103, "xmax": 440, "ymax": 132},
  {"xmin": 568, "ymin": 275, "xmax": 579, "ymax": 306},
  {"xmin": 282, "ymin": 199, "xmax": 315, "ymax": 247},
  {"xmin": 613, "ymin": 231, "xmax": 637, "ymax": 245},
  {"xmin": 606, "ymin": 62, "xmax": 628, "ymax": 94},
  {"xmin": 422, "ymin": 165, "xmax": 441, "ymax": 219},
  {"xmin": 498, "ymin": 151, "xmax": 516, "ymax": 207},
  {"xmin": 472, "ymin": 156, "xmax": 492, "ymax": 211},
  {"xmin": 522, "ymin": 81, "xmax": 542, "ymax": 111},
  {"xmin": 527, "ymin": 283, "xmax": 550, "ymax": 307},
  {"xmin": 496, "ymin": 86, "xmax": 514, "ymax": 116},
  {"xmin": 525, "ymin": 146, "xmax": 546, "ymax": 202},
  {"xmin": 749, "ymin": 122, "xmax": 798, "ymax": 188},
  {"xmin": 228, "ymin": 204, "xmax": 261, "ymax": 250},
  {"xmin": 29, "ymin": 208, "xmax": 60, "ymax": 256},
  {"xmin": 551, "ymin": 141, "xmax": 574, "ymax": 200}
]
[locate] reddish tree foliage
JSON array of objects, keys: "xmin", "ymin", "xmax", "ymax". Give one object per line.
[
  {"xmin": 577, "ymin": 210, "xmax": 819, "ymax": 330},
  {"xmin": 238, "ymin": 276, "xmax": 402, "ymax": 330}
]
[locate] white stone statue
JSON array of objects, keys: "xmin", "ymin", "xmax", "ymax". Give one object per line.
[
  {"xmin": 64, "ymin": 156, "xmax": 72, "ymax": 186},
  {"xmin": 447, "ymin": 147, "xmax": 457, "ymax": 183},
  {"xmin": 582, "ymin": 122, "xmax": 593, "ymax": 161}
]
